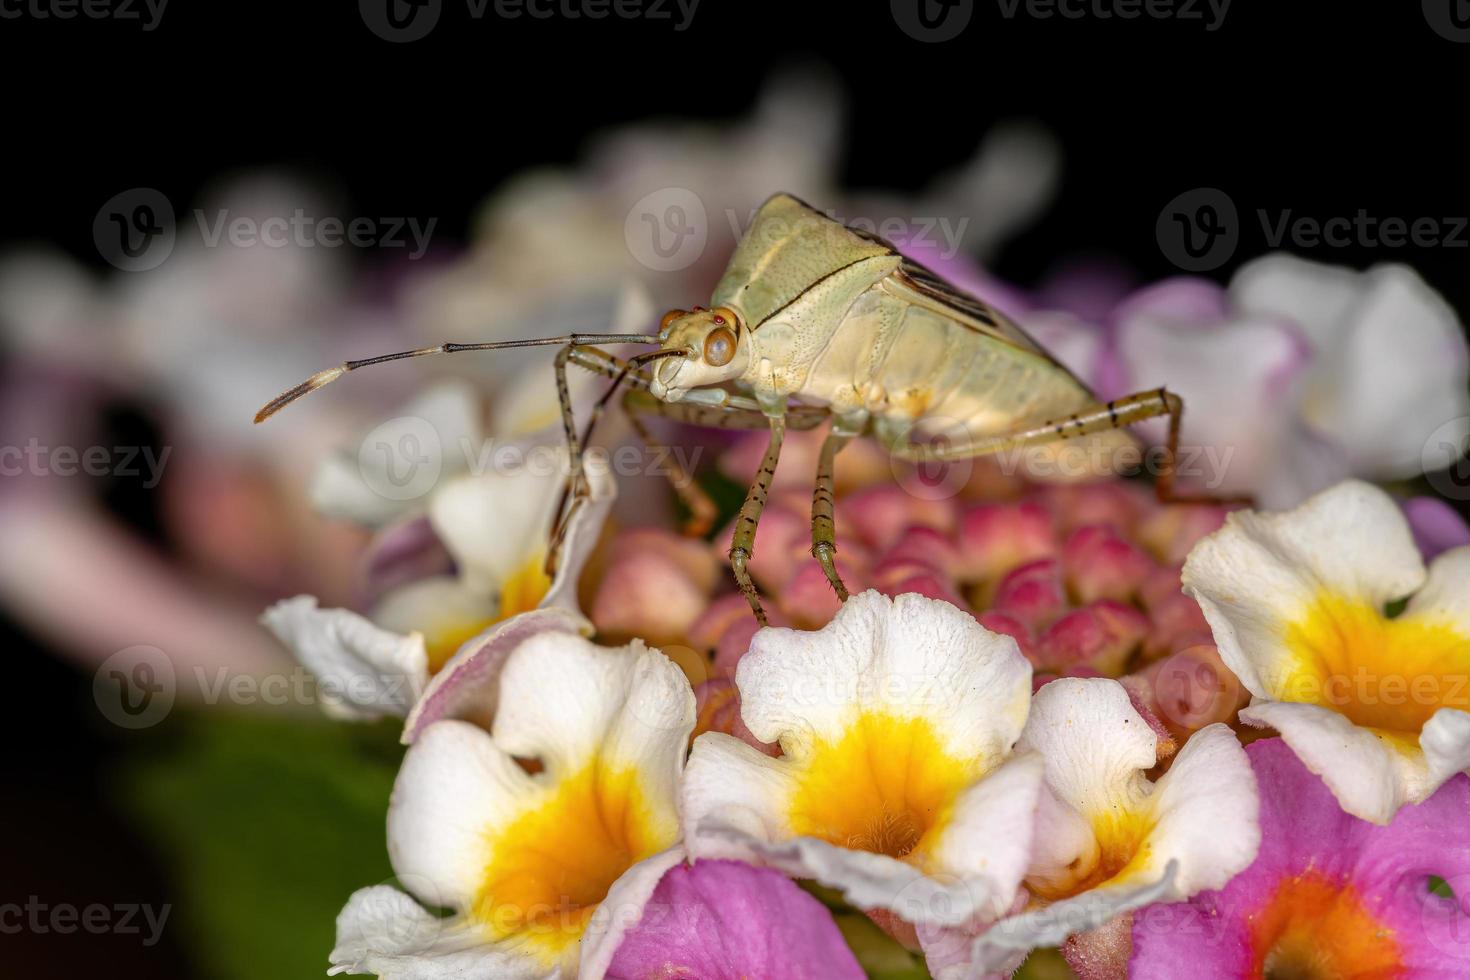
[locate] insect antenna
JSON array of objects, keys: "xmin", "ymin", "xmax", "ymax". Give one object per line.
[{"xmin": 253, "ymin": 333, "xmax": 664, "ymax": 424}]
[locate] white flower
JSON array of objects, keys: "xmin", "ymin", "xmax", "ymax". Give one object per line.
[
  {"xmin": 1039, "ymin": 255, "xmax": 1470, "ymax": 507},
  {"xmin": 680, "ymin": 591, "xmax": 1045, "ymax": 955},
  {"xmin": 263, "ymin": 449, "xmax": 614, "ymax": 725},
  {"xmin": 331, "ymin": 631, "xmax": 695, "ymax": 979},
  {"xmin": 972, "ymin": 678, "xmax": 1258, "ymax": 973},
  {"xmin": 1182, "ymin": 479, "xmax": 1470, "ymax": 823}
]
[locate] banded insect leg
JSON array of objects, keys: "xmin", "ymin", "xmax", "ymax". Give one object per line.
[
  {"xmin": 729, "ymin": 414, "xmax": 786, "ymax": 626},
  {"xmin": 810, "ymin": 430, "xmax": 852, "ymax": 601},
  {"xmin": 619, "ymin": 388, "xmax": 775, "ymax": 538},
  {"xmin": 619, "ymin": 391, "xmax": 835, "ymax": 623},
  {"xmin": 886, "ymin": 388, "xmax": 1247, "ymax": 505}
]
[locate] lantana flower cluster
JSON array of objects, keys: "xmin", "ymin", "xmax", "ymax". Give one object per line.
[{"xmin": 265, "ymin": 402, "xmax": 1470, "ymax": 979}]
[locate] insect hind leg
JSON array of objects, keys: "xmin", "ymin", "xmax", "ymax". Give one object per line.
[{"xmin": 887, "ymin": 388, "xmax": 1249, "ymax": 506}]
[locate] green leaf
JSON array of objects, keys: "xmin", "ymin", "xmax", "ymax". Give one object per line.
[
  {"xmin": 113, "ymin": 710, "xmax": 402, "ymax": 980},
  {"xmin": 833, "ymin": 912, "xmax": 930, "ymax": 980}
]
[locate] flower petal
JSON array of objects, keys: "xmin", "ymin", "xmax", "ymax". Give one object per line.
[
  {"xmin": 387, "ymin": 634, "xmax": 695, "ymax": 975},
  {"xmin": 1130, "ymin": 738, "xmax": 1470, "ymax": 978},
  {"xmin": 371, "ymin": 576, "xmax": 502, "ymax": 674},
  {"xmin": 978, "ymin": 679, "xmax": 1257, "ymax": 967},
  {"xmin": 1239, "ymin": 699, "xmax": 1422, "ymax": 825},
  {"xmin": 1181, "ymin": 480, "xmax": 1426, "ymax": 701},
  {"xmin": 1233, "ymin": 255, "xmax": 1470, "ymax": 477},
  {"xmin": 604, "ymin": 859, "xmax": 865, "ymax": 980},
  {"xmin": 682, "ymin": 592, "xmax": 1040, "ymax": 927},
  {"xmin": 330, "ymin": 886, "xmax": 540, "ymax": 980},
  {"xmin": 260, "ymin": 595, "xmax": 426, "ymax": 720},
  {"xmin": 427, "ymin": 463, "xmax": 564, "ymax": 597},
  {"xmin": 402, "ymin": 606, "xmax": 591, "ymax": 743},
  {"xmin": 735, "ymin": 590, "xmax": 1032, "ymax": 763},
  {"xmin": 311, "ymin": 380, "xmax": 483, "ymax": 527}
]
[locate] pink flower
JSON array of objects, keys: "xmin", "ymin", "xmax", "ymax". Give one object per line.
[
  {"xmin": 607, "ymin": 859, "xmax": 864, "ymax": 980},
  {"xmin": 1129, "ymin": 737, "xmax": 1470, "ymax": 979}
]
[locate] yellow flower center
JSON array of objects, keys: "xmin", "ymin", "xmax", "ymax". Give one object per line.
[
  {"xmin": 475, "ymin": 761, "xmax": 669, "ymax": 965},
  {"xmin": 419, "ymin": 555, "xmax": 552, "ymax": 674},
  {"xmin": 1250, "ymin": 871, "xmax": 1402, "ymax": 979},
  {"xmin": 786, "ymin": 714, "xmax": 977, "ymax": 863},
  {"xmin": 498, "ymin": 551, "xmax": 552, "ymax": 623},
  {"xmin": 1282, "ymin": 594, "xmax": 1470, "ymax": 733},
  {"xmin": 1030, "ymin": 810, "xmax": 1157, "ymax": 901}
]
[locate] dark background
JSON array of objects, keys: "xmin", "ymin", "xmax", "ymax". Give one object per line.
[{"xmin": 3, "ymin": 2, "xmax": 1466, "ymax": 976}]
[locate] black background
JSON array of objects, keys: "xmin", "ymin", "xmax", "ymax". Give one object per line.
[{"xmin": 2, "ymin": 2, "xmax": 1466, "ymax": 977}]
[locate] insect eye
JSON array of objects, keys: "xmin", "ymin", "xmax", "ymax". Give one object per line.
[
  {"xmin": 660, "ymin": 309, "xmax": 685, "ymax": 331},
  {"xmin": 703, "ymin": 326, "xmax": 737, "ymax": 366}
]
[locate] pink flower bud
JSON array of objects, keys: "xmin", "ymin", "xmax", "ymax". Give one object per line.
[
  {"xmin": 992, "ymin": 559, "xmax": 1067, "ymax": 633},
  {"xmin": 955, "ymin": 500, "xmax": 1058, "ymax": 584},
  {"xmin": 591, "ymin": 548, "xmax": 711, "ymax": 647},
  {"xmin": 1063, "ymin": 524, "xmax": 1153, "ymax": 604},
  {"xmin": 840, "ymin": 484, "xmax": 957, "ymax": 553},
  {"xmin": 1036, "ymin": 600, "xmax": 1149, "ymax": 676},
  {"xmin": 694, "ymin": 677, "xmax": 779, "ymax": 756},
  {"xmin": 780, "ymin": 558, "xmax": 866, "ymax": 629}
]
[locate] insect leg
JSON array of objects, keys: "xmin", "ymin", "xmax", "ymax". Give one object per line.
[
  {"xmin": 545, "ymin": 345, "xmax": 680, "ymax": 572},
  {"xmin": 887, "ymin": 388, "xmax": 1246, "ymax": 505},
  {"xmin": 886, "ymin": 388, "xmax": 1180, "ymax": 462},
  {"xmin": 730, "ymin": 414, "xmax": 786, "ymax": 627},
  {"xmin": 621, "ymin": 393, "xmax": 719, "ymax": 537},
  {"xmin": 810, "ymin": 430, "xmax": 852, "ymax": 601}
]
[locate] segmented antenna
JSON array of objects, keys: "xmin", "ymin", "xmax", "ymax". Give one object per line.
[{"xmin": 253, "ymin": 334, "xmax": 663, "ymax": 423}]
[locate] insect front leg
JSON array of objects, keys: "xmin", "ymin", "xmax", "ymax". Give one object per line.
[
  {"xmin": 620, "ymin": 389, "xmax": 723, "ymax": 537},
  {"xmin": 730, "ymin": 413, "xmax": 787, "ymax": 627}
]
